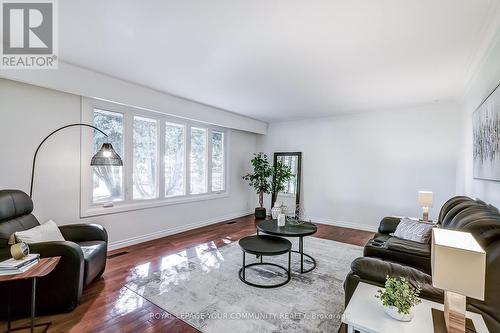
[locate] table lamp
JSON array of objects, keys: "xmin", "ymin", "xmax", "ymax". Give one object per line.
[
  {"xmin": 418, "ymin": 191, "xmax": 433, "ymax": 222},
  {"xmin": 431, "ymin": 228, "xmax": 486, "ymax": 333}
]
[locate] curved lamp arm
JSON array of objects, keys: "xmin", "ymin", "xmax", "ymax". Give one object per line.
[{"xmin": 29, "ymin": 123, "xmax": 108, "ymax": 198}]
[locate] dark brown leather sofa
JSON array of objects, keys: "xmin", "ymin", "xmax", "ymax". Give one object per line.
[
  {"xmin": 344, "ymin": 196, "xmax": 500, "ymax": 332},
  {"xmin": 0, "ymin": 190, "xmax": 108, "ymax": 318}
]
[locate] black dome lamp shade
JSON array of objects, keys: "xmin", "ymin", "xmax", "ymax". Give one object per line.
[
  {"xmin": 91, "ymin": 143, "xmax": 123, "ymax": 166},
  {"xmin": 29, "ymin": 123, "xmax": 123, "ymax": 198}
]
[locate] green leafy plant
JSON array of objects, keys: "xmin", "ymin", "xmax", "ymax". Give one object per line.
[
  {"xmin": 242, "ymin": 153, "xmax": 273, "ymax": 208},
  {"xmin": 272, "ymin": 160, "xmax": 294, "ymax": 197},
  {"xmin": 375, "ymin": 276, "xmax": 422, "ymax": 315}
]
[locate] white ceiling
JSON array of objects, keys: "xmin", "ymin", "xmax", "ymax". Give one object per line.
[{"xmin": 59, "ymin": 0, "xmax": 500, "ymax": 122}]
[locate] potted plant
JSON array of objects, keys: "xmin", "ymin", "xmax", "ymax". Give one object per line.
[
  {"xmin": 375, "ymin": 276, "xmax": 422, "ymax": 322},
  {"xmin": 243, "ymin": 153, "xmax": 273, "ymax": 219},
  {"xmin": 271, "ymin": 160, "xmax": 294, "ymax": 208}
]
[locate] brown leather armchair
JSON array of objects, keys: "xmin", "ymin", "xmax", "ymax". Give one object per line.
[{"xmin": 0, "ymin": 190, "xmax": 108, "ymax": 318}]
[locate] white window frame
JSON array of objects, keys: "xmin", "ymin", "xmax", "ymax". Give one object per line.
[{"xmin": 80, "ymin": 98, "xmax": 229, "ymax": 218}]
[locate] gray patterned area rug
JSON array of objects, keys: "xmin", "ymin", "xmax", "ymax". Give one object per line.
[{"xmin": 125, "ymin": 236, "xmax": 362, "ymax": 333}]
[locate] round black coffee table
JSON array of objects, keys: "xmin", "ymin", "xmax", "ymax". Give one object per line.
[
  {"xmin": 257, "ymin": 220, "xmax": 317, "ymax": 274},
  {"xmin": 238, "ymin": 235, "xmax": 292, "ymax": 288}
]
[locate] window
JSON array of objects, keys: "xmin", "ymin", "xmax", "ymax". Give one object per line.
[
  {"xmin": 211, "ymin": 131, "xmax": 224, "ymax": 192},
  {"xmin": 92, "ymin": 109, "xmax": 124, "ymax": 203},
  {"xmin": 190, "ymin": 127, "xmax": 207, "ymax": 194},
  {"xmin": 82, "ymin": 99, "xmax": 227, "ymax": 216},
  {"xmin": 133, "ymin": 116, "xmax": 158, "ymax": 200},
  {"xmin": 164, "ymin": 122, "xmax": 185, "ymax": 197}
]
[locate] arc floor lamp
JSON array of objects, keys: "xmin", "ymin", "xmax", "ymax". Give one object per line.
[{"xmin": 29, "ymin": 123, "xmax": 123, "ymax": 198}]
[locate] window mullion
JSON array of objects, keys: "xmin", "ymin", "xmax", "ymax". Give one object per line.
[
  {"xmin": 207, "ymin": 129, "xmax": 213, "ymax": 193},
  {"xmin": 186, "ymin": 124, "xmax": 192, "ymax": 196},
  {"xmin": 226, "ymin": 131, "xmax": 229, "ymax": 192},
  {"xmin": 124, "ymin": 112, "xmax": 134, "ymax": 203},
  {"xmin": 223, "ymin": 130, "xmax": 228, "ymax": 193},
  {"xmin": 158, "ymin": 118, "xmax": 166, "ymax": 200}
]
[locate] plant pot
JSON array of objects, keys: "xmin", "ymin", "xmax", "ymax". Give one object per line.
[
  {"xmin": 383, "ymin": 305, "xmax": 414, "ymax": 322},
  {"xmin": 255, "ymin": 207, "xmax": 266, "ymax": 219}
]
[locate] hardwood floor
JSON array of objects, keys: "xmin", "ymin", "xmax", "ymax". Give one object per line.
[{"xmin": 1, "ymin": 215, "xmax": 374, "ymax": 333}]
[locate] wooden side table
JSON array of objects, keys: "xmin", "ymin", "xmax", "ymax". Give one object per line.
[
  {"xmin": 0, "ymin": 257, "xmax": 60, "ymax": 333},
  {"xmin": 342, "ymin": 282, "xmax": 489, "ymax": 333}
]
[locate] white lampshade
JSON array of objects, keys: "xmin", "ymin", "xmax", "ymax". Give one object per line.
[
  {"xmin": 431, "ymin": 228, "xmax": 486, "ymax": 300},
  {"xmin": 418, "ymin": 191, "xmax": 433, "ymax": 208}
]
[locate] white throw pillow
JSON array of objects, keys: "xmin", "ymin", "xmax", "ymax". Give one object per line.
[
  {"xmin": 15, "ymin": 220, "xmax": 65, "ymax": 244},
  {"xmin": 393, "ymin": 217, "xmax": 435, "ymax": 244}
]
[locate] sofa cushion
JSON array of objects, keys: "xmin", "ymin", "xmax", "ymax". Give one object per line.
[
  {"xmin": 378, "ymin": 217, "xmax": 401, "ymax": 234},
  {"xmin": 0, "ymin": 190, "xmax": 33, "ymax": 222},
  {"xmin": 0, "ymin": 190, "xmax": 40, "ymax": 248},
  {"xmin": 78, "ymin": 241, "xmax": 107, "ymax": 287},
  {"xmin": 438, "ymin": 196, "xmax": 473, "ymax": 223},
  {"xmin": 364, "ymin": 236, "xmax": 431, "ymax": 273},
  {"xmin": 385, "ymin": 237, "xmax": 431, "ymax": 257},
  {"xmin": 372, "ymin": 233, "xmax": 391, "ymax": 242},
  {"xmin": 441, "ymin": 200, "xmax": 486, "ymax": 228},
  {"xmin": 0, "ymin": 215, "xmax": 39, "ymax": 248}
]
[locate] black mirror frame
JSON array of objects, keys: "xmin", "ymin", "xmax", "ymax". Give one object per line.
[{"xmin": 271, "ymin": 152, "xmax": 302, "ymax": 213}]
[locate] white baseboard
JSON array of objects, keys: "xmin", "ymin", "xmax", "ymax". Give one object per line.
[
  {"xmin": 308, "ymin": 216, "xmax": 378, "ymax": 232},
  {"xmin": 108, "ymin": 209, "xmax": 254, "ymax": 251}
]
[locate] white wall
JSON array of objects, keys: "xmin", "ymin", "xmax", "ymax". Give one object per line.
[
  {"xmin": 0, "ymin": 79, "xmax": 258, "ymax": 249},
  {"xmin": 0, "ymin": 61, "xmax": 268, "ymax": 135},
  {"xmin": 458, "ymin": 30, "xmax": 500, "ymax": 207},
  {"xmin": 258, "ymin": 103, "xmax": 461, "ymax": 231}
]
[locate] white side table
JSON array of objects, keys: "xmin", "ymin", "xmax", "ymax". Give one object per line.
[{"xmin": 342, "ymin": 282, "xmax": 489, "ymax": 333}]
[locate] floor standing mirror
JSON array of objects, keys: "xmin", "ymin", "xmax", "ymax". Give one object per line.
[{"xmin": 271, "ymin": 152, "xmax": 302, "ymax": 217}]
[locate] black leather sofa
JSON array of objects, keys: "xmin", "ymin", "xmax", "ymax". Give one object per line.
[
  {"xmin": 344, "ymin": 196, "xmax": 500, "ymax": 332},
  {"xmin": 0, "ymin": 190, "xmax": 108, "ymax": 318}
]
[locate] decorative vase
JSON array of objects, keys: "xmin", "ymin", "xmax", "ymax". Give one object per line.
[
  {"xmin": 271, "ymin": 203, "xmax": 281, "ymax": 219},
  {"xmin": 280, "ymin": 203, "xmax": 287, "ymax": 215},
  {"xmin": 255, "ymin": 207, "xmax": 266, "ymax": 219},
  {"xmin": 277, "ymin": 213, "xmax": 286, "ymax": 227},
  {"xmin": 383, "ymin": 305, "xmax": 414, "ymax": 322}
]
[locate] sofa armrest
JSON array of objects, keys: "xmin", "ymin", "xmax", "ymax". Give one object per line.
[
  {"xmin": 349, "ymin": 257, "xmax": 443, "ymax": 303},
  {"xmin": 59, "ymin": 223, "xmax": 108, "ymax": 243},
  {"xmin": 28, "ymin": 241, "xmax": 85, "ymax": 308},
  {"xmin": 29, "ymin": 240, "xmax": 84, "ymax": 262},
  {"xmin": 378, "ymin": 217, "xmax": 401, "ymax": 234}
]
